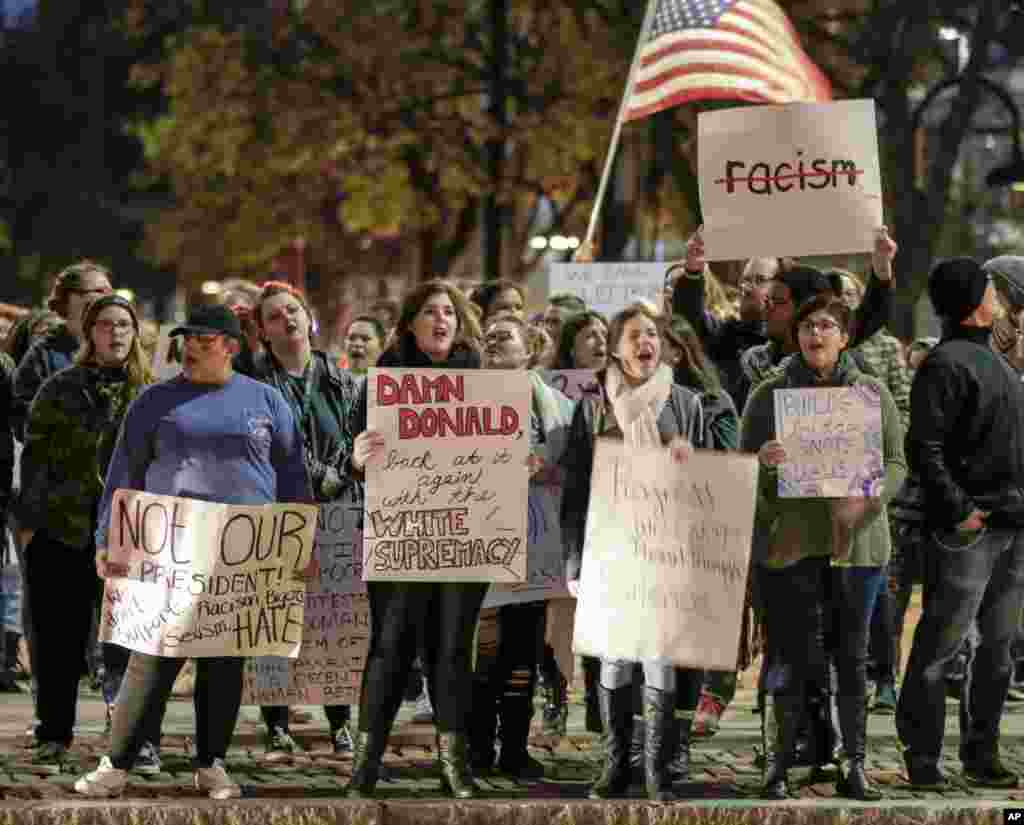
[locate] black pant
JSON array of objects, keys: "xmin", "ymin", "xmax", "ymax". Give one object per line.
[
  {"xmin": 25, "ymin": 531, "xmax": 101, "ymax": 745},
  {"xmin": 261, "ymin": 703, "xmax": 351, "ymax": 733},
  {"xmin": 897, "ymin": 526, "xmax": 1024, "ymax": 764},
  {"xmin": 358, "ymin": 581, "xmax": 488, "ymax": 736},
  {"xmin": 868, "ymin": 565, "xmax": 897, "ymax": 685},
  {"xmin": 110, "ymin": 653, "xmax": 243, "ymax": 769}
]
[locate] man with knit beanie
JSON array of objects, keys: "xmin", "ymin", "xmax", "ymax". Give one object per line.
[{"xmin": 897, "ymin": 257, "xmax": 1024, "ymax": 790}]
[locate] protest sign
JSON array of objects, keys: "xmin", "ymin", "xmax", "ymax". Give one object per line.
[
  {"xmin": 548, "ymin": 263, "xmax": 664, "ymax": 318},
  {"xmin": 100, "ymin": 490, "xmax": 317, "ymax": 658},
  {"xmin": 483, "ymin": 483, "xmax": 569, "ymax": 608},
  {"xmin": 364, "ymin": 368, "xmax": 530, "ymax": 583},
  {"xmin": 541, "ymin": 369, "xmax": 601, "ymax": 403},
  {"xmin": 698, "ymin": 99, "xmax": 883, "ymax": 261},
  {"xmin": 244, "ymin": 493, "xmax": 369, "ymax": 706},
  {"xmin": 773, "ymin": 385, "xmax": 884, "ymax": 498},
  {"xmin": 572, "ymin": 443, "xmax": 756, "ymax": 671}
]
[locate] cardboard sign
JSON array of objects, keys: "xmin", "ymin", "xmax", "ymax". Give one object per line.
[
  {"xmin": 364, "ymin": 369, "xmax": 531, "ymax": 583},
  {"xmin": 482, "ymin": 483, "xmax": 569, "ymax": 608},
  {"xmin": 548, "ymin": 263, "xmax": 665, "ymax": 318},
  {"xmin": 773, "ymin": 385, "xmax": 884, "ymax": 498},
  {"xmin": 541, "ymin": 369, "xmax": 601, "ymax": 402},
  {"xmin": 243, "ymin": 494, "xmax": 369, "ymax": 706},
  {"xmin": 572, "ymin": 443, "xmax": 757, "ymax": 671},
  {"xmin": 99, "ymin": 490, "xmax": 317, "ymax": 658},
  {"xmin": 698, "ymin": 99, "xmax": 883, "ymax": 260}
]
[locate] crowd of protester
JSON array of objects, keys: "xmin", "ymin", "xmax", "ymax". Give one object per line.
[{"xmin": 0, "ymin": 235, "xmax": 1022, "ymax": 802}]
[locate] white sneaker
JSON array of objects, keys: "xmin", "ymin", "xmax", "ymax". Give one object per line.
[
  {"xmin": 74, "ymin": 756, "xmax": 127, "ymax": 798},
  {"xmin": 194, "ymin": 759, "xmax": 241, "ymax": 800}
]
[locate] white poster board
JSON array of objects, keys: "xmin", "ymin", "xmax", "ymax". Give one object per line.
[
  {"xmin": 572, "ymin": 443, "xmax": 757, "ymax": 671},
  {"xmin": 548, "ymin": 263, "xmax": 664, "ymax": 318},
  {"xmin": 363, "ymin": 368, "xmax": 531, "ymax": 583},
  {"xmin": 243, "ymin": 494, "xmax": 369, "ymax": 706},
  {"xmin": 100, "ymin": 490, "xmax": 317, "ymax": 657},
  {"xmin": 773, "ymin": 386, "xmax": 884, "ymax": 498},
  {"xmin": 698, "ymin": 99, "xmax": 883, "ymax": 261}
]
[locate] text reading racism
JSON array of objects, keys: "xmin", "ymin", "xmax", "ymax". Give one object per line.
[
  {"xmin": 376, "ymin": 373, "xmax": 519, "ymax": 439},
  {"xmin": 715, "ymin": 152, "xmax": 864, "ymax": 195}
]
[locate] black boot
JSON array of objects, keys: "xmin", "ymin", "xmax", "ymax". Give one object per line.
[
  {"xmin": 667, "ymin": 712, "xmax": 692, "ymax": 781},
  {"xmin": 437, "ymin": 732, "xmax": 477, "ymax": 799},
  {"xmin": 541, "ymin": 673, "xmax": 568, "ymax": 737},
  {"xmin": 345, "ymin": 730, "xmax": 388, "ymax": 798},
  {"xmin": 583, "ymin": 657, "xmax": 603, "ymax": 733},
  {"xmin": 643, "ymin": 687, "xmax": 677, "ymax": 802},
  {"xmin": 588, "ymin": 685, "xmax": 633, "ymax": 799},
  {"xmin": 836, "ymin": 694, "xmax": 882, "ymax": 800},
  {"xmin": 496, "ymin": 693, "xmax": 545, "ymax": 778},
  {"xmin": 469, "ymin": 679, "xmax": 497, "ymax": 776},
  {"xmin": 762, "ymin": 695, "xmax": 801, "ymax": 799}
]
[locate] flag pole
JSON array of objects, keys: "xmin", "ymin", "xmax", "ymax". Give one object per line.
[{"xmin": 582, "ymin": 0, "xmax": 660, "ymax": 251}]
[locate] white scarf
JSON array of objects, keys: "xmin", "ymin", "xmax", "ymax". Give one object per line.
[{"xmin": 603, "ymin": 361, "xmax": 674, "ymax": 448}]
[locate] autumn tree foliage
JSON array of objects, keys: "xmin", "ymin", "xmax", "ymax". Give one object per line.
[{"xmin": 125, "ymin": 0, "xmax": 634, "ymax": 287}]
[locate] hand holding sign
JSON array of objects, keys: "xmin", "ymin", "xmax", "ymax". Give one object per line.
[
  {"xmin": 872, "ymin": 226, "xmax": 898, "ymax": 283},
  {"xmin": 758, "ymin": 440, "xmax": 787, "ymax": 468},
  {"xmin": 684, "ymin": 227, "xmax": 705, "ymax": 275},
  {"xmin": 352, "ymin": 429, "xmax": 386, "ymax": 472}
]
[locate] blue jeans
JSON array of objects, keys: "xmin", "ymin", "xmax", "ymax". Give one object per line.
[{"xmin": 896, "ymin": 526, "xmax": 1024, "ymax": 765}]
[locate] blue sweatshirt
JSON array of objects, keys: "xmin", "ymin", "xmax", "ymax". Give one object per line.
[{"xmin": 95, "ymin": 372, "xmax": 313, "ymax": 548}]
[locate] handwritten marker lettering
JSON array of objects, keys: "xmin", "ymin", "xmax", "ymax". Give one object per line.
[{"xmin": 715, "ymin": 151, "xmax": 864, "ymax": 195}]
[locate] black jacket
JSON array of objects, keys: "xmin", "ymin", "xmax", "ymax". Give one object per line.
[
  {"xmin": 11, "ymin": 323, "xmax": 78, "ymax": 440},
  {"xmin": 906, "ymin": 325, "xmax": 1024, "ymax": 529},
  {"xmin": 247, "ymin": 350, "xmax": 362, "ymax": 502},
  {"xmin": 559, "ymin": 372, "xmax": 703, "ymax": 582}
]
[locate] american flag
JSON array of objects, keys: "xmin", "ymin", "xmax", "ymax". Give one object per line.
[{"xmin": 623, "ymin": 0, "xmax": 833, "ymax": 122}]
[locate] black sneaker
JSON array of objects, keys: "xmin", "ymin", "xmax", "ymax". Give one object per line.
[
  {"xmin": 904, "ymin": 753, "xmax": 949, "ymax": 790},
  {"xmin": 134, "ymin": 742, "xmax": 162, "ymax": 775},
  {"xmin": 963, "ymin": 755, "xmax": 1019, "ymax": 788},
  {"xmin": 332, "ymin": 724, "xmax": 354, "ymax": 755},
  {"xmin": 26, "ymin": 741, "xmax": 67, "ymax": 776}
]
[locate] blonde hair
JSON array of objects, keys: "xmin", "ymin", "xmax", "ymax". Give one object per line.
[{"xmin": 705, "ymin": 269, "xmax": 737, "ymax": 321}]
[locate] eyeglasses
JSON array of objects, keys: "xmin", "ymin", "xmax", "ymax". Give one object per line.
[
  {"xmin": 798, "ymin": 318, "xmax": 841, "ymax": 336},
  {"xmin": 182, "ymin": 333, "xmax": 224, "ymax": 348},
  {"xmin": 94, "ymin": 320, "xmax": 133, "ymax": 334}
]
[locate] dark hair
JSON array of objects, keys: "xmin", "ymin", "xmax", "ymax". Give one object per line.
[
  {"xmin": 606, "ymin": 303, "xmax": 662, "ymax": 369},
  {"xmin": 47, "ymin": 260, "xmax": 112, "ymax": 317},
  {"xmin": 547, "ymin": 292, "xmax": 587, "ymax": 313},
  {"xmin": 662, "ymin": 314, "xmax": 721, "ymax": 392},
  {"xmin": 386, "ymin": 280, "xmax": 482, "ymax": 359},
  {"xmin": 470, "ymin": 279, "xmax": 524, "ymax": 320},
  {"xmin": 791, "ymin": 294, "xmax": 852, "ymax": 341},
  {"xmin": 76, "ymin": 295, "xmax": 152, "ymax": 386},
  {"xmin": 553, "ymin": 310, "xmax": 608, "ymax": 369},
  {"xmin": 347, "ymin": 315, "xmax": 386, "ymax": 345},
  {"xmin": 4, "ymin": 309, "xmax": 60, "ymax": 364}
]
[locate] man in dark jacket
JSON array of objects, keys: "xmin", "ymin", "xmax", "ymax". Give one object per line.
[
  {"xmin": 10, "ymin": 261, "xmax": 112, "ymax": 439},
  {"xmin": 897, "ymin": 257, "xmax": 1024, "ymax": 790}
]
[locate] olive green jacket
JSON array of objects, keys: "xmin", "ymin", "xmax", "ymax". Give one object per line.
[{"xmin": 740, "ymin": 353, "xmax": 907, "ymax": 569}]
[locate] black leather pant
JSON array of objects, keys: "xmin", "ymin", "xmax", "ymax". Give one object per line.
[{"xmin": 358, "ymin": 581, "xmax": 488, "ymax": 735}]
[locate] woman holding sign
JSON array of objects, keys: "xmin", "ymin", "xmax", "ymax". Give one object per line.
[
  {"xmin": 250, "ymin": 282, "xmax": 363, "ymax": 759},
  {"xmin": 18, "ymin": 294, "xmax": 155, "ymax": 774},
  {"xmin": 344, "ymin": 280, "xmax": 487, "ymax": 799},
  {"xmin": 741, "ymin": 293, "xmax": 906, "ymax": 801},
  {"xmin": 561, "ymin": 302, "xmax": 703, "ymax": 802}
]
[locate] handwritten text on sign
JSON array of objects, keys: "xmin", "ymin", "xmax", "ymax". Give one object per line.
[
  {"xmin": 773, "ymin": 386, "xmax": 883, "ymax": 498},
  {"xmin": 572, "ymin": 444, "xmax": 757, "ymax": 671},
  {"xmin": 698, "ymin": 99, "xmax": 882, "ymax": 261},
  {"xmin": 548, "ymin": 263, "xmax": 664, "ymax": 319},
  {"xmin": 100, "ymin": 490, "xmax": 317, "ymax": 657},
  {"xmin": 365, "ymin": 369, "xmax": 530, "ymax": 583},
  {"xmin": 541, "ymin": 369, "xmax": 600, "ymax": 403},
  {"xmin": 244, "ymin": 496, "xmax": 369, "ymax": 706}
]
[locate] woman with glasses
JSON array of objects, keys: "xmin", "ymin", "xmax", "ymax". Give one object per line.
[
  {"xmin": 17, "ymin": 295, "xmax": 155, "ymax": 774},
  {"xmin": 741, "ymin": 293, "xmax": 906, "ymax": 800}
]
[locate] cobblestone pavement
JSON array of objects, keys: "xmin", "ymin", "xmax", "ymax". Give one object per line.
[{"xmin": 1, "ymin": 680, "xmax": 1024, "ymax": 807}]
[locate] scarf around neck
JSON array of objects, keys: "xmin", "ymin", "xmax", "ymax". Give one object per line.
[
  {"xmin": 603, "ymin": 361, "xmax": 674, "ymax": 448},
  {"xmin": 783, "ymin": 350, "xmax": 858, "ymax": 388}
]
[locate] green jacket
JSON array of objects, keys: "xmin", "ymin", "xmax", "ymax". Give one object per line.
[
  {"xmin": 18, "ymin": 364, "xmax": 146, "ymax": 549},
  {"xmin": 740, "ymin": 352, "xmax": 907, "ymax": 569}
]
